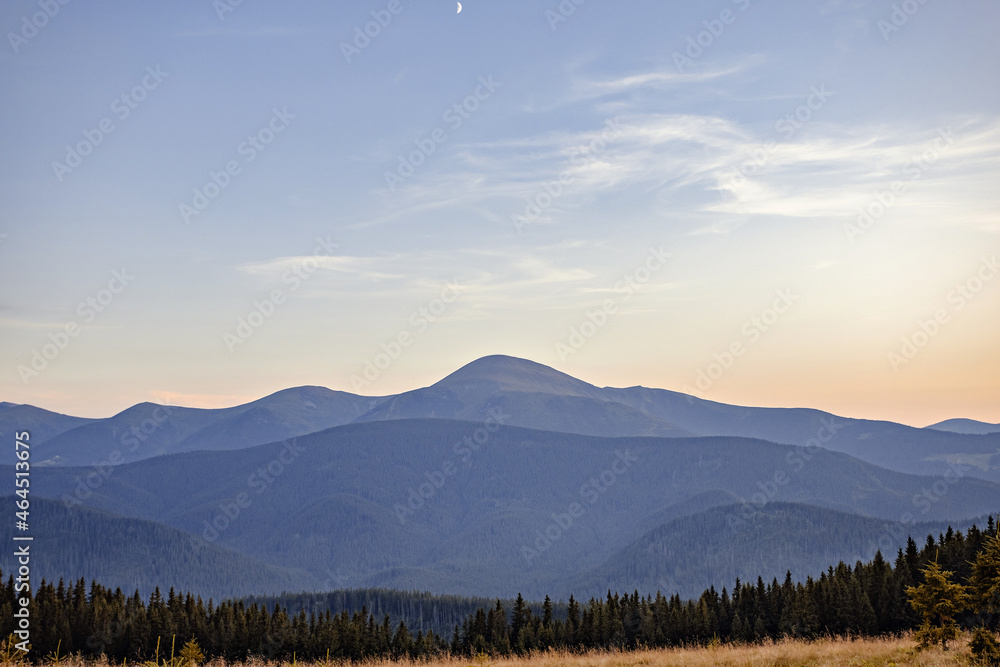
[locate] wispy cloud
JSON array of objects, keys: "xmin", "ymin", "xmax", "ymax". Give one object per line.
[
  {"xmin": 238, "ymin": 254, "xmax": 405, "ymax": 282},
  {"xmin": 533, "ymin": 56, "xmax": 769, "ymax": 113},
  {"xmin": 358, "ymin": 91, "xmax": 1000, "ymax": 237},
  {"xmin": 574, "ymin": 57, "xmax": 766, "ymax": 98}
]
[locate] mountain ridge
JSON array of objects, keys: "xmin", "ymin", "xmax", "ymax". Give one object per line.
[
  {"xmin": 926, "ymin": 418, "xmax": 1000, "ymax": 435},
  {"xmin": 7, "ymin": 355, "xmax": 1000, "ymax": 484}
]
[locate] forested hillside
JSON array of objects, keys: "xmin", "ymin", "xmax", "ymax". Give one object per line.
[
  {"xmin": 7, "ymin": 519, "xmax": 999, "ymax": 662},
  {"xmin": 0, "ymin": 497, "xmax": 314, "ymax": 599},
  {"xmin": 564, "ymin": 503, "xmax": 983, "ymax": 599},
  {"xmin": 24, "ymin": 418, "xmax": 1000, "ymax": 600}
]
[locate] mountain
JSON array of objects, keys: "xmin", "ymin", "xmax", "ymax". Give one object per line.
[
  {"xmin": 563, "ymin": 502, "xmax": 981, "ymax": 600},
  {"xmin": 585, "ymin": 386, "xmax": 1000, "ymax": 483},
  {"xmin": 25, "ymin": 419, "xmax": 1000, "ymax": 600},
  {"xmin": 353, "ymin": 355, "xmax": 690, "ymax": 437},
  {"xmin": 0, "ymin": 496, "xmax": 313, "ymax": 599},
  {"xmin": 26, "ymin": 386, "xmax": 384, "ymax": 467},
  {"xmin": 10, "ymin": 356, "xmax": 1000, "ymax": 486},
  {"xmin": 350, "ymin": 356, "xmax": 1000, "ymax": 483},
  {"xmin": 926, "ymin": 418, "xmax": 1000, "ymax": 435},
  {"xmin": 0, "ymin": 402, "xmax": 96, "ymax": 457},
  {"xmin": 353, "ymin": 357, "xmax": 1000, "ymax": 484}
]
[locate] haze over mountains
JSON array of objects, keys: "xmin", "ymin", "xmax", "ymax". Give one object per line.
[{"xmin": 5, "ymin": 355, "xmax": 1000, "ymax": 601}]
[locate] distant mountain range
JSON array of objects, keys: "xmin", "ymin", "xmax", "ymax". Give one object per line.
[
  {"xmin": 6, "ymin": 355, "xmax": 1000, "ymax": 482},
  {"xmin": 926, "ymin": 418, "xmax": 1000, "ymax": 435},
  {"xmin": 4, "ymin": 355, "xmax": 999, "ymax": 602},
  {"xmin": 3, "ymin": 387, "xmax": 383, "ymax": 467}
]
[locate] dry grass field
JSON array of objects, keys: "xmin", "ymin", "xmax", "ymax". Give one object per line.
[
  {"xmin": 36, "ymin": 633, "xmax": 982, "ymax": 667},
  {"xmin": 348, "ymin": 636, "xmax": 974, "ymax": 667}
]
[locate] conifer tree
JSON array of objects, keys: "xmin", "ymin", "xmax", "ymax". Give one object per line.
[
  {"xmin": 566, "ymin": 595, "xmax": 579, "ymax": 644},
  {"xmin": 179, "ymin": 638, "xmax": 204, "ymax": 667},
  {"xmin": 906, "ymin": 556, "xmax": 970, "ymax": 650},
  {"xmin": 391, "ymin": 621, "xmax": 413, "ymax": 659},
  {"xmin": 972, "ymin": 626, "xmax": 1000, "ymax": 666},
  {"xmin": 970, "ymin": 528, "xmax": 1000, "ymax": 629}
]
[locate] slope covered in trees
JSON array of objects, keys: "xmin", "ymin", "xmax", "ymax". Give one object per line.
[
  {"xmin": 23, "ymin": 419, "xmax": 1000, "ymax": 599},
  {"xmin": 0, "ymin": 497, "xmax": 313, "ymax": 600},
  {"xmin": 7, "ymin": 519, "xmax": 1000, "ymax": 662},
  {"xmin": 565, "ymin": 503, "xmax": 982, "ymax": 599}
]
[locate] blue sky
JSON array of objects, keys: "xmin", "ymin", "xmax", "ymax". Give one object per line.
[{"xmin": 2, "ymin": 0, "xmax": 998, "ymax": 426}]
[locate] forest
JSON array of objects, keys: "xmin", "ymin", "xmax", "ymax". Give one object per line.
[{"xmin": 6, "ymin": 518, "xmax": 1000, "ymax": 662}]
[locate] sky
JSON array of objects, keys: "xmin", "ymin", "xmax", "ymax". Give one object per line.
[{"xmin": 1, "ymin": 0, "xmax": 998, "ymax": 427}]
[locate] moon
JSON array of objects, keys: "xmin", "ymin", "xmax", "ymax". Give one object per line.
[{"xmin": 457, "ymin": 2, "xmax": 462, "ymax": 13}]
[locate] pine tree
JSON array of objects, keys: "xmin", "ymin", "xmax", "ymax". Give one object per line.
[
  {"xmin": 510, "ymin": 594, "xmax": 530, "ymax": 653},
  {"xmin": 538, "ymin": 596, "xmax": 555, "ymax": 650},
  {"xmin": 566, "ymin": 595, "xmax": 579, "ymax": 644},
  {"xmin": 391, "ymin": 621, "xmax": 414, "ymax": 659},
  {"xmin": 971, "ymin": 627, "xmax": 1000, "ymax": 666},
  {"xmin": 970, "ymin": 529, "xmax": 1000, "ymax": 629},
  {"xmin": 179, "ymin": 638, "xmax": 204, "ymax": 667},
  {"xmin": 486, "ymin": 600, "xmax": 510, "ymax": 655},
  {"xmin": 906, "ymin": 556, "xmax": 970, "ymax": 650}
]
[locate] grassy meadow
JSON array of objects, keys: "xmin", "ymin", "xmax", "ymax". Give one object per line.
[{"xmin": 31, "ymin": 633, "xmax": 981, "ymax": 667}]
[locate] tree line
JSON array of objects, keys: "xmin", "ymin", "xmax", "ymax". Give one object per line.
[{"xmin": 5, "ymin": 518, "xmax": 1000, "ymax": 662}]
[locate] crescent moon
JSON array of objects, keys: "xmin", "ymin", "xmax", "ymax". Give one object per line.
[{"xmin": 457, "ymin": 2, "xmax": 462, "ymax": 13}]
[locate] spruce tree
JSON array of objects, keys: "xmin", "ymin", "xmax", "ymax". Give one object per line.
[
  {"xmin": 971, "ymin": 626, "xmax": 1000, "ymax": 666},
  {"xmin": 566, "ymin": 595, "xmax": 579, "ymax": 644},
  {"xmin": 906, "ymin": 556, "xmax": 970, "ymax": 650},
  {"xmin": 970, "ymin": 529, "xmax": 1000, "ymax": 629},
  {"xmin": 391, "ymin": 621, "xmax": 414, "ymax": 659}
]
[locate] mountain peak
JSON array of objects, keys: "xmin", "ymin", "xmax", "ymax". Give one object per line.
[
  {"xmin": 925, "ymin": 418, "xmax": 1000, "ymax": 435},
  {"xmin": 433, "ymin": 355, "xmax": 601, "ymax": 397}
]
